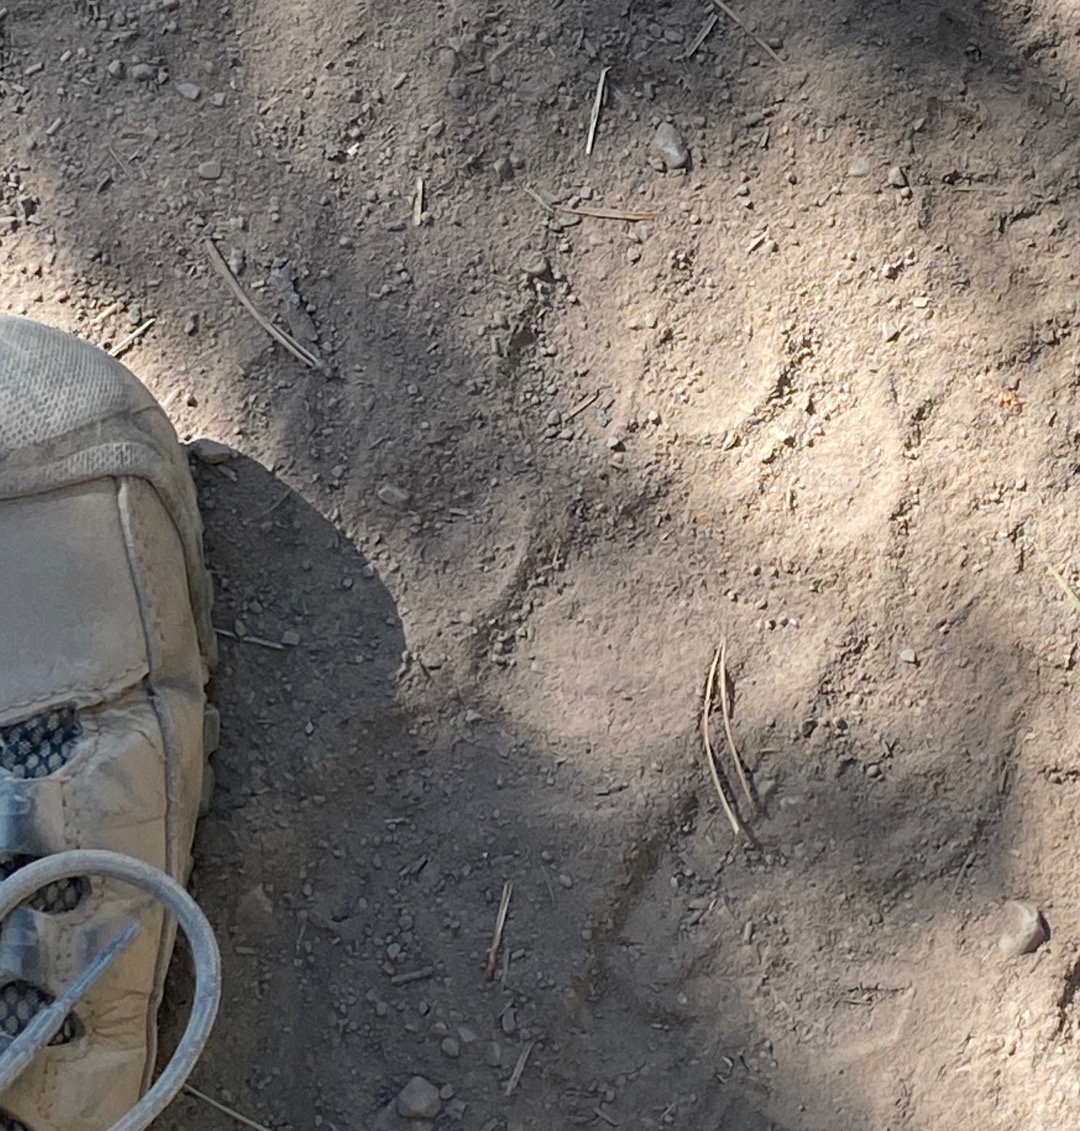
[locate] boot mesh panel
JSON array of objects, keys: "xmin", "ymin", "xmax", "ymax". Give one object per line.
[
  {"xmin": 0, "ymin": 706, "xmax": 88, "ymax": 912},
  {"xmin": 0, "ymin": 708, "xmax": 87, "ymax": 1054},
  {"xmin": 0, "ymin": 982, "xmax": 75, "ymax": 1044}
]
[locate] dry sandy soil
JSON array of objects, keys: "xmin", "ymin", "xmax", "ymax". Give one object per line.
[{"xmin": 6, "ymin": 0, "xmax": 1080, "ymax": 1127}]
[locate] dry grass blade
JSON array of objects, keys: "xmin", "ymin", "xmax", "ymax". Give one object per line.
[
  {"xmin": 554, "ymin": 203, "xmax": 656, "ymax": 222},
  {"xmin": 484, "ymin": 880, "xmax": 513, "ymax": 980},
  {"xmin": 182, "ymin": 1084, "xmax": 273, "ymax": 1131},
  {"xmin": 701, "ymin": 646, "xmax": 745, "ymax": 838},
  {"xmin": 106, "ymin": 317, "xmax": 156, "ymax": 357},
  {"xmin": 586, "ymin": 66, "xmax": 610, "ymax": 157},
  {"xmin": 504, "ymin": 1039, "xmax": 535, "ymax": 1097},
  {"xmin": 524, "ymin": 185, "xmax": 555, "ymax": 213},
  {"xmin": 1047, "ymin": 562, "xmax": 1080, "ymax": 617},
  {"xmin": 204, "ymin": 237, "xmax": 323, "ymax": 371},
  {"xmin": 709, "ymin": 0, "xmax": 784, "ymax": 65},
  {"xmin": 719, "ymin": 639, "xmax": 755, "ymax": 810}
]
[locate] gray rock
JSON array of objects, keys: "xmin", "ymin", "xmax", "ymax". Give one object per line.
[
  {"xmin": 899, "ymin": 648, "xmax": 917, "ymax": 664},
  {"xmin": 652, "ymin": 122, "xmax": 689, "ymax": 170},
  {"xmin": 107, "ymin": 60, "xmax": 124, "ymax": 78},
  {"xmin": 377, "ymin": 483, "xmax": 411, "ymax": 508},
  {"xmin": 188, "ymin": 438, "xmax": 237, "ymax": 465},
  {"xmin": 440, "ymin": 1036, "xmax": 460, "ymax": 1059},
  {"xmin": 397, "ymin": 1076, "xmax": 441, "ymax": 1121},
  {"xmin": 999, "ymin": 900, "xmax": 1047, "ymax": 957},
  {"xmin": 848, "ymin": 158, "xmax": 872, "ymax": 177},
  {"xmin": 887, "ymin": 165, "xmax": 907, "ymax": 188},
  {"xmin": 130, "ymin": 63, "xmax": 155, "ymax": 81},
  {"xmin": 197, "ymin": 160, "xmax": 222, "ymax": 180},
  {"xmin": 177, "ymin": 82, "xmax": 201, "ymax": 101}
]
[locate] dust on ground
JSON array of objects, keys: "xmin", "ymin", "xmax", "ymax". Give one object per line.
[{"xmin": 5, "ymin": 0, "xmax": 1080, "ymax": 1127}]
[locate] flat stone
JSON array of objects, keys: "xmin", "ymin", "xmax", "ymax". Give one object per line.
[
  {"xmin": 998, "ymin": 900, "xmax": 1047, "ymax": 957},
  {"xmin": 397, "ymin": 1076, "xmax": 441, "ymax": 1121},
  {"xmin": 197, "ymin": 160, "xmax": 222, "ymax": 180},
  {"xmin": 188, "ymin": 438, "xmax": 237, "ymax": 464},
  {"xmin": 848, "ymin": 158, "xmax": 872, "ymax": 177},
  {"xmin": 899, "ymin": 648, "xmax": 917, "ymax": 664},
  {"xmin": 130, "ymin": 63, "xmax": 155, "ymax": 81},
  {"xmin": 177, "ymin": 82, "xmax": 201, "ymax": 100}
]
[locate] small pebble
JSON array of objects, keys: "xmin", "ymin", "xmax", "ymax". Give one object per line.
[
  {"xmin": 440, "ymin": 1036, "xmax": 460, "ymax": 1059},
  {"xmin": 557, "ymin": 873, "xmax": 574, "ymax": 889},
  {"xmin": 899, "ymin": 648, "xmax": 917, "ymax": 664},
  {"xmin": 848, "ymin": 158, "xmax": 872, "ymax": 177},
  {"xmin": 652, "ymin": 122, "xmax": 689, "ymax": 170},
  {"xmin": 130, "ymin": 63, "xmax": 155, "ymax": 81},
  {"xmin": 887, "ymin": 165, "xmax": 907, "ymax": 188},
  {"xmin": 176, "ymin": 81, "xmax": 201, "ymax": 100},
  {"xmin": 197, "ymin": 160, "xmax": 222, "ymax": 180},
  {"xmin": 998, "ymin": 900, "xmax": 1047, "ymax": 957}
]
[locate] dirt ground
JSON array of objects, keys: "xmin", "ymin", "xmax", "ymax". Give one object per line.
[{"xmin": 8, "ymin": 0, "xmax": 1080, "ymax": 1127}]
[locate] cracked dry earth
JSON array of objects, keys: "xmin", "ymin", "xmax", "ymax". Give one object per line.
[{"xmin": 9, "ymin": 0, "xmax": 1080, "ymax": 1128}]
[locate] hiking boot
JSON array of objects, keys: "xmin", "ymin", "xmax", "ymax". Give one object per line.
[{"xmin": 0, "ymin": 315, "xmax": 217, "ymax": 1130}]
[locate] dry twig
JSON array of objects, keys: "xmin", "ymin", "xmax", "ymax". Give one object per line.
[
  {"xmin": 182, "ymin": 1084, "xmax": 273, "ymax": 1131},
  {"xmin": 709, "ymin": 0, "xmax": 784, "ymax": 65},
  {"xmin": 413, "ymin": 176, "xmax": 424, "ymax": 226},
  {"xmin": 719, "ymin": 639, "xmax": 755, "ymax": 809},
  {"xmin": 701, "ymin": 647, "xmax": 745, "ymax": 838},
  {"xmin": 485, "ymin": 881, "xmax": 513, "ymax": 980},
  {"xmin": 682, "ymin": 11, "xmax": 719, "ymax": 59},
  {"xmin": 214, "ymin": 627, "xmax": 286, "ymax": 652},
  {"xmin": 586, "ymin": 66, "xmax": 610, "ymax": 156},
  {"xmin": 204, "ymin": 237, "xmax": 323, "ymax": 370},
  {"xmin": 566, "ymin": 391, "xmax": 600, "ymax": 420}
]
